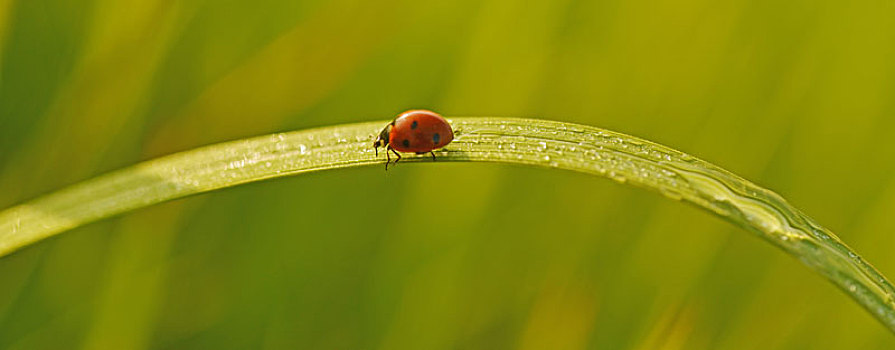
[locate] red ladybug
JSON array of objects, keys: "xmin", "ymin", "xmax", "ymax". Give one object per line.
[{"xmin": 373, "ymin": 109, "xmax": 454, "ymax": 170}]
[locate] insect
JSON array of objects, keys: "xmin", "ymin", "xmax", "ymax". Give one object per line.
[{"xmin": 373, "ymin": 109, "xmax": 454, "ymax": 170}]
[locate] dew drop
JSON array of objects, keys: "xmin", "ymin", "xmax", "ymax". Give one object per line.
[
  {"xmin": 608, "ymin": 172, "xmax": 627, "ymax": 183},
  {"xmin": 660, "ymin": 188, "xmax": 684, "ymax": 200}
]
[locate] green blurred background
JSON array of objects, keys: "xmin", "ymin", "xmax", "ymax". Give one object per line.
[{"xmin": 1, "ymin": 0, "xmax": 895, "ymax": 348}]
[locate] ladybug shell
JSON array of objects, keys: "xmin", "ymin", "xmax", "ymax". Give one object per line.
[{"xmin": 388, "ymin": 110, "xmax": 454, "ymax": 153}]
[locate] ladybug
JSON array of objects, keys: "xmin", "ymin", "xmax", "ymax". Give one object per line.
[{"xmin": 373, "ymin": 109, "xmax": 454, "ymax": 170}]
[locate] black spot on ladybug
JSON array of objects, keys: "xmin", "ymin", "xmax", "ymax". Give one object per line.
[
  {"xmin": 411, "ymin": 120, "xmax": 418, "ymax": 129},
  {"xmin": 433, "ymin": 133, "xmax": 441, "ymax": 144},
  {"xmin": 402, "ymin": 139, "xmax": 410, "ymax": 148}
]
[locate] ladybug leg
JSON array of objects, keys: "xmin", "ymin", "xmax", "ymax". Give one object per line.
[
  {"xmin": 391, "ymin": 148, "xmax": 402, "ymax": 164},
  {"xmin": 430, "ymin": 151, "xmax": 436, "ymax": 161},
  {"xmin": 385, "ymin": 148, "xmax": 391, "ymax": 170}
]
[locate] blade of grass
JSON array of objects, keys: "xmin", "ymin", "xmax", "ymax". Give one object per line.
[{"xmin": 1, "ymin": 117, "xmax": 893, "ymax": 332}]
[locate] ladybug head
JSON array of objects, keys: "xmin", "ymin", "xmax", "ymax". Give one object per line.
[{"xmin": 373, "ymin": 123, "xmax": 392, "ymax": 156}]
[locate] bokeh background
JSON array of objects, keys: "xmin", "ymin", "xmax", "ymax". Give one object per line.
[{"xmin": 2, "ymin": 0, "xmax": 895, "ymax": 348}]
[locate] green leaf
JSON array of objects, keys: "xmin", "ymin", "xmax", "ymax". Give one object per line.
[{"xmin": 2, "ymin": 117, "xmax": 894, "ymax": 332}]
